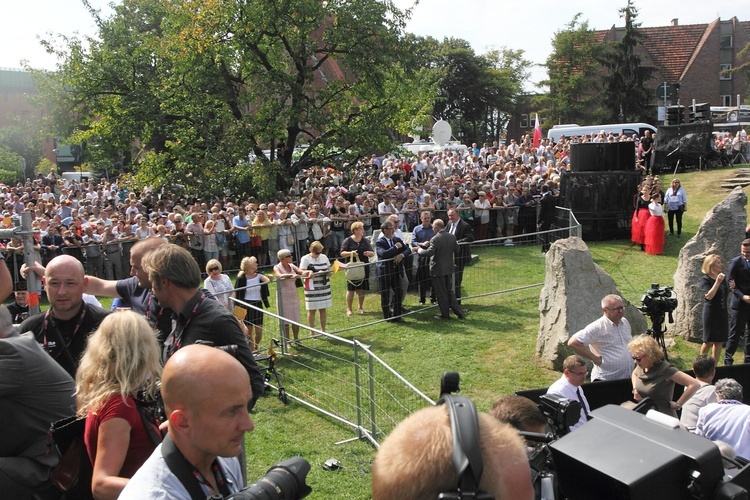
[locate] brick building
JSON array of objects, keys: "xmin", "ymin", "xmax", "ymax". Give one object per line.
[{"xmin": 509, "ymin": 16, "xmax": 749, "ymax": 142}]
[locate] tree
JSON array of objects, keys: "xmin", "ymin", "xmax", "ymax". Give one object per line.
[
  {"xmin": 599, "ymin": 0, "xmax": 656, "ymax": 123},
  {"xmin": 34, "ymin": 0, "xmax": 432, "ymax": 195},
  {"xmin": 415, "ymin": 37, "xmax": 530, "ymax": 144},
  {"xmin": 541, "ymin": 14, "xmax": 607, "ymax": 126}
]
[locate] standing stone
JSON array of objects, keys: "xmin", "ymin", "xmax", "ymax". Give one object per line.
[
  {"xmin": 672, "ymin": 187, "xmax": 747, "ymax": 340},
  {"xmin": 537, "ymin": 237, "xmax": 647, "ymax": 370}
]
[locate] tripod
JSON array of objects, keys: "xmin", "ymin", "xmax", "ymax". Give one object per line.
[
  {"xmin": 731, "ymin": 150, "xmax": 748, "ymax": 166},
  {"xmin": 644, "ymin": 311, "xmax": 669, "ymax": 361}
]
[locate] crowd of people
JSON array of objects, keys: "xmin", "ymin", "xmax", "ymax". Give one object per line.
[{"xmin": 3, "ymin": 128, "xmax": 750, "ymax": 498}]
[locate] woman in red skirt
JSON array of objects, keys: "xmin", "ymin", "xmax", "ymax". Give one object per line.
[
  {"xmin": 631, "ymin": 185, "xmax": 652, "ymax": 250},
  {"xmin": 644, "ymin": 193, "xmax": 665, "ymax": 255}
]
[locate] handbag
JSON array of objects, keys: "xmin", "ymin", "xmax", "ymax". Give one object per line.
[
  {"xmin": 48, "ymin": 416, "xmax": 94, "ymax": 498},
  {"xmin": 250, "ymin": 235, "xmax": 262, "ymax": 248},
  {"xmin": 345, "ymin": 252, "xmax": 366, "ymax": 284},
  {"xmin": 286, "ymin": 233, "xmax": 295, "ymax": 246}
]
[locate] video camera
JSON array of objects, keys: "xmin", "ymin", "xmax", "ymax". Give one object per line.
[
  {"xmin": 639, "ymin": 283, "xmax": 678, "ymax": 318},
  {"xmin": 226, "ymin": 457, "xmax": 312, "ymax": 500}
]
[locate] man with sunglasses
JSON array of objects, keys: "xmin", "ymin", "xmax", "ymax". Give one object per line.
[
  {"xmin": 567, "ymin": 294, "xmax": 634, "ymax": 381},
  {"xmin": 546, "ymin": 355, "xmax": 592, "ymax": 431}
]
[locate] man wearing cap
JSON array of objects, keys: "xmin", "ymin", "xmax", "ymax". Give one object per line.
[{"xmin": 7, "ymin": 284, "xmax": 31, "ymax": 323}]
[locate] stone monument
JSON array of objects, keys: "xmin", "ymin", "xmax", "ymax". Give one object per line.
[{"xmin": 537, "ymin": 236, "xmax": 647, "ymax": 370}]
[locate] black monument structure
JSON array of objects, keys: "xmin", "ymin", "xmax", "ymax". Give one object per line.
[{"xmin": 559, "ymin": 142, "xmax": 640, "ymax": 240}]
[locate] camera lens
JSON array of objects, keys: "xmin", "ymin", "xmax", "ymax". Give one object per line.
[{"xmin": 228, "ymin": 457, "xmax": 312, "ymax": 500}]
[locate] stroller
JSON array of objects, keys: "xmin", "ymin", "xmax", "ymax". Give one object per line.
[{"xmin": 253, "ymin": 340, "xmax": 288, "ymax": 404}]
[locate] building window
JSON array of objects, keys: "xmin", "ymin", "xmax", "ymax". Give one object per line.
[
  {"xmin": 519, "ymin": 114, "xmax": 529, "ymax": 128},
  {"xmin": 720, "ymin": 95, "xmax": 732, "ymax": 106},
  {"xmin": 720, "ymin": 64, "xmax": 732, "ymax": 80},
  {"xmin": 720, "ymin": 35, "xmax": 733, "ymax": 49}
]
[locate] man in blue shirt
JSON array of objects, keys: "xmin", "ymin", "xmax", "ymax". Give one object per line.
[{"xmin": 411, "ymin": 211, "xmax": 435, "ymax": 305}]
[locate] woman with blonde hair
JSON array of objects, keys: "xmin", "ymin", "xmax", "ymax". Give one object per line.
[
  {"xmin": 237, "ymin": 256, "xmax": 270, "ymax": 350},
  {"xmin": 203, "ymin": 258, "xmax": 234, "ymax": 310},
  {"xmin": 76, "ymin": 311, "xmax": 162, "ymax": 499},
  {"xmin": 628, "ymin": 335, "xmax": 700, "ymax": 417},
  {"xmin": 299, "ymin": 240, "xmax": 332, "ymax": 332},
  {"xmin": 699, "ymin": 254, "xmax": 728, "ymax": 361}
]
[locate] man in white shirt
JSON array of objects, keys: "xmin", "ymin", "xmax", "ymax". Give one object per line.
[
  {"xmin": 680, "ymin": 354, "xmax": 717, "ymax": 432},
  {"xmin": 546, "ymin": 355, "xmax": 591, "ymax": 431},
  {"xmin": 568, "ymin": 294, "xmax": 634, "ymax": 381},
  {"xmin": 696, "ymin": 378, "xmax": 750, "ymax": 460}
]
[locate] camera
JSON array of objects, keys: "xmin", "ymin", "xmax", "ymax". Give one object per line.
[
  {"xmin": 639, "ymin": 284, "xmax": 678, "ymax": 359},
  {"xmin": 639, "ymin": 283, "xmax": 678, "ymax": 317},
  {"xmin": 226, "ymin": 457, "xmax": 312, "ymax": 500}
]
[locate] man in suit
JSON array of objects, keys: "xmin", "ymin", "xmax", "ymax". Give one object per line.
[
  {"xmin": 0, "ymin": 305, "xmax": 76, "ymax": 497},
  {"xmin": 537, "ymin": 184, "xmax": 556, "ymax": 253},
  {"xmin": 726, "ymin": 239, "xmax": 750, "ymax": 365},
  {"xmin": 418, "ymin": 219, "xmax": 464, "ymax": 320},
  {"xmin": 375, "ymin": 220, "xmax": 411, "ymax": 322},
  {"xmin": 446, "ymin": 208, "xmax": 473, "ymax": 305}
]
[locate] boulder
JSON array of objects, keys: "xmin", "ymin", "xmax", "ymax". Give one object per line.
[
  {"xmin": 537, "ymin": 237, "xmax": 647, "ymax": 370},
  {"xmin": 672, "ymin": 187, "xmax": 747, "ymax": 340}
]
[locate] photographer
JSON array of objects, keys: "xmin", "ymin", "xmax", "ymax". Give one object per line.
[
  {"xmin": 372, "ymin": 404, "xmax": 534, "ymax": 499},
  {"xmin": 120, "ymin": 344, "xmax": 253, "ymax": 499}
]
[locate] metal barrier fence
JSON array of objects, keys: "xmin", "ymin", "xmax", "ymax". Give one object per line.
[{"xmin": 222, "ymin": 206, "xmax": 580, "ymax": 447}]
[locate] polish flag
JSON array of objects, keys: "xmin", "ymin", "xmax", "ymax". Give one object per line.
[
  {"xmin": 532, "ymin": 113, "xmax": 542, "ymax": 148},
  {"xmin": 304, "ymin": 277, "xmax": 315, "ymax": 291}
]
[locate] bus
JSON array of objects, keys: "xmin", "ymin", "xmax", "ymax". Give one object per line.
[{"xmin": 547, "ymin": 123, "xmax": 657, "ymax": 143}]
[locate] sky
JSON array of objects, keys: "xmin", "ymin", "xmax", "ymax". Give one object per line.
[{"xmin": 1, "ymin": 0, "xmax": 741, "ymax": 89}]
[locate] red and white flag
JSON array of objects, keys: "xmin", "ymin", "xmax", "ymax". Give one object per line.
[
  {"xmin": 532, "ymin": 113, "xmax": 542, "ymax": 148},
  {"xmin": 304, "ymin": 277, "xmax": 315, "ymax": 291}
]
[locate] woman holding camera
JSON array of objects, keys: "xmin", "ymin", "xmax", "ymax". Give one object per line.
[
  {"xmin": 699, "ymin": 254, "xmax": 728, "ymax": 361},
  {"xmin": 76, "ymin": 312, "xmax": 162, "ymax": 499},
  {"xmin": 628, "ymin": 335, "xmax": 700, "ymax": 417}
]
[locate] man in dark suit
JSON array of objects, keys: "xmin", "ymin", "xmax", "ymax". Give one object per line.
[
  {"xmin": 0, "ymin": 305, "xmax": 76, "ymax": 497},
  {"xmin": 446, "ymin": 208, "xmax": 473, "ymax": 305},
  {"xmin": 375, "ymin": 220, "xmax": 411, "ymax": 322},
  {"xmin": 726, "ymin": 239, "xmax": 750, "ymax": 365},
  {"xmin": 537, "ymin": 184, "xmax": 556, "ymax": 253},
  {"xmin": 418, "ymin": 219, "xmax": 464, "ymax": 320}
]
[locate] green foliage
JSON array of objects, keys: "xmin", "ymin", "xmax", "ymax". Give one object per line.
[
  {"xmin": 599, "ymin": 1, "xmax": 656, "ymax": 123},
  {"xmin": 0, "ymin": 146, "xmax": 25, "ymax": 184},
  {"xmin": 540, "ymin": 14, "xmax": 608, "ymax": 125},
  {"xmin": 414, "ymin": 37, "xmax": 531, "ymax": 144},
  {"xmin": 34, "ymin": 0, "xmax": 431, "ymax": 194}
]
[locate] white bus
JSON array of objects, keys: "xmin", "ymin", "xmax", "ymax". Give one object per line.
[{"xmin": 547, "ymin": 123, "xmax": 657, "ymax": 143}]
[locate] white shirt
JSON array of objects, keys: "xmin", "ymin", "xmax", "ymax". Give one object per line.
[
  {"xmin": 546, "ymin": 375, "xmax": 589, "ymax": 431},
  {"xmin": 696, "ymin": 400, "xmax": 750, "ymax": 460},
  {"xmin": 571, "ymin": 315, "xmax": 633, "ymax": 381}
]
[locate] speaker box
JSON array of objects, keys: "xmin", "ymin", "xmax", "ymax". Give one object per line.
[
  {"xmin": 570, "ymin": 142, "xmax": 636, "ymax": 172},
  {"xmin": 549, "ymin": 405, "xmax": 724, "ymax": 500}
]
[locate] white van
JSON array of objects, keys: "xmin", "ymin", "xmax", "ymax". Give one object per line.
[
  {"xmin": 61, "ymin": 171, "xmax": 94, "ymax": 182},
  {"xmin": 547, "ymin": 123, "xmax": 656, "ymax": 143}
]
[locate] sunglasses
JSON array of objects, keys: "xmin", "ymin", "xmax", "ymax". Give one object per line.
[{"xmin": 208, "ymin": 267, "xmax": 219, "ymax": 272}]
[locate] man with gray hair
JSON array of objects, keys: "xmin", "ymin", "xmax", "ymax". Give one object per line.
[
  {"xmin": 567, "ymin": 294, "xmax": 633, "ymax": 381},
  {"xmin": 696, "ymin": 378, "xmax": 750, "ymax": 459}
]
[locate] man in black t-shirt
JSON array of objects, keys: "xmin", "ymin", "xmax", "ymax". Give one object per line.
[{"xmin": 20, "ymin": 255, "xmax": 109, "ymax": 377}]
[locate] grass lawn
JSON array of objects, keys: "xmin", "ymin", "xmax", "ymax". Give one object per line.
[
  {"xmin": 11, "ymin": 163, "xmax": 746, "ymax": 498},
  {"xmin": 243, "ymin": 164, "xmax": 748, "ymax": 497}
]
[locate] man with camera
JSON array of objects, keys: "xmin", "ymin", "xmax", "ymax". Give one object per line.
[
  {"xmin": 120, "ymin": 344, "xmax": 253, "ymax": 498},
  {"xmin": 142, "ymin": 244, "xmax": 264, "ymax": 409},
  {"xmin": 546, "ymin": 355, "xmax": 591, "ymax": 431},
  {"xmin": 567, "ymin": 294, "xmax": 633, "ymax": 381},
  {"xmin": 372, "ymin": 404, "xmax": 534, "ymax": 499}
]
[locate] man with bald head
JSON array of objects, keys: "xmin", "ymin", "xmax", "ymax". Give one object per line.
[
  {"xmin": 372, "ymin": 404, "xmax": 534, "ymax": 499},
  {"xmin": 120, "ymin": 344, "xmax": 254, "ymax": 498},
  {"xmin": 19, "ymin": 255, "xmax": 109, "ymax": 377}
]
